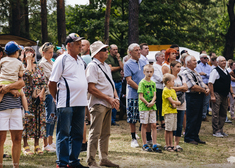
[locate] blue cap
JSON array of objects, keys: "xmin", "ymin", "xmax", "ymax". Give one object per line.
[
  {"xmin": 19, "ymin": 45, "xmax": 24, "ymax": 50},
  {"xmin": 5, "ymin": 41, "xmax": 21, "ymax": 55}
]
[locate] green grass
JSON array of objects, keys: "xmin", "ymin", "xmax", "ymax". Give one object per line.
[{"xmin": 2, "ymin": 113, "xmax": 235, "ymax": 167}]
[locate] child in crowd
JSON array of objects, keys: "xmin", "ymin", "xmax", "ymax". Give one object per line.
[
  {"xmin": 2, "ymin": 41, "xmax": 34, "ymax": 118},
  {"xmin": 138, "ymin": 64, "xmax": 162, "ymax": 153},
  {"xmin": 162, "ymin": 73, "xmax": 181, "ymax": 152}
]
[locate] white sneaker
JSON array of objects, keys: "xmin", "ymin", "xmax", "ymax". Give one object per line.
[
  {"xmin": 221, "ymin": 132, "xmax": 228, "ymax": 137},
  {"xmin": 50, "ymin": 143, "xmax": 56, "ymax": 149},
  {"xmin": 131, "ymin": 139, "xmax": 139, "ymax": 148},
  {"xmin": 43, "ymin": 145, "xmax": 56, "ymax": 153},
  {"xmin": 135, "ymin": 134, "xmax": 140, "ymax": 139},
  {"xmin": 213, "ymin": 132, "xmax": 224, "ymax": 138}
]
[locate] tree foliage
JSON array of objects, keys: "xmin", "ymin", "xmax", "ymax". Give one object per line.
[{"xmin": 0, "ymin": 0, "xmax": 231, "ymax": 57}]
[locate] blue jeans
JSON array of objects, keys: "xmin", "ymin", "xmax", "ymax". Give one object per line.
[
  {"xmin": 202, "ymin": 93, "xmax": 210, "ymax": 119},
  {"xmin": 173, "ymin": 110, "xmax": 185, "ymax": 137},
  {"xmin": 112, "ymin": 82, "xmax": 122, "ymax": 124},
  {"xmin": 184, "ymin": 93, "xmax": 204, "ymax": 142},
  {"xmin": 56, "ymin": 106, "xmax": 85, "ymax": 167},
  {"xmin": 45, "ymin": 94, "xmax": 56, "ymax": 137}
]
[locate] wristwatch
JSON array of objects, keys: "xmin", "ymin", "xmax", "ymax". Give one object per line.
[{"xmin": 115, "ymin": 97, "xmax": 120, "ymax": 100}]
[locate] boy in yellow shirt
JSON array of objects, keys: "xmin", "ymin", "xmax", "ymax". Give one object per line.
[{"xmin": 162, "ymin": 73, "xmax": 181, "ymax": 152}]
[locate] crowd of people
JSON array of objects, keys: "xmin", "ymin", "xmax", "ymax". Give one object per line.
[{"xmin": 0, "ymin": 34, "xmax": 234, "ymax": 168}]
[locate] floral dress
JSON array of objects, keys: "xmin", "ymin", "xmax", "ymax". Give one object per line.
[{"xmin": 22, "ymin": 64, "xmax": 47, "ymax": 138}]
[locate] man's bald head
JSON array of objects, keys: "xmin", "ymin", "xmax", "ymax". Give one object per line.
[
  {"xmin": 109, "ymin": 44, "xmax": 118, "ymax": 57},
  {"xmin": 81, "ymin": 39, "xmax": 90, "ymax": 55}
]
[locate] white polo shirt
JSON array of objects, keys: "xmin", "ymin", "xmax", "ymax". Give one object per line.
[{"xmin": 49, "ymin": 53, "xmax": 88, "ymax": 108}]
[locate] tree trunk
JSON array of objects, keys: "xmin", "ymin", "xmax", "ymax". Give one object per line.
[
  {"xmin": 128, "ymin": 0, "xmax": 139, "ymax": 45},
  {"xmin": 41, "ymin": 0, "xmax": 48, "ymax": 43},
  {"xmin": 57, "ymin": 0, "xmax": 66, "ymax": 46},
  {"xmin": 20, "ymin": 0, "xmax": 29, "ymax": 38},
  {"xmin": 10, "ymin": 0, "xmax": 21, "ymax": 36},
  {"xmin": 104, "ymin": 0, "xmax": 111, "ymax": 45},
  {"xmin": 23, "ymin": 0, "xmax": 29, "ymax": 38},
  {"xmin": 223, "ymin": 0, "xmax": 235, "ymax": 60}
]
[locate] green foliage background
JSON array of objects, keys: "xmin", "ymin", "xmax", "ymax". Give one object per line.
[{"xmin": 0, "ymin": 0, "xmax": 230, "ymax": 56}]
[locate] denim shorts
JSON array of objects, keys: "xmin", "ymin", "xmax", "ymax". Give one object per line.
[{"xmin": 127, "ymin": 99, "xmax": 139, "ymax": 124}]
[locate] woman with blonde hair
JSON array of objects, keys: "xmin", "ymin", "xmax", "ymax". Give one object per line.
[{"xmin": 39, "ymin": 42, "xmax": 57, "ymax": 152}]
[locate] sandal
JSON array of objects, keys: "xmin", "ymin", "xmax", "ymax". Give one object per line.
[
  {"xmin": 3, "ymin": 154, "xmax": 11, "ymax": 158},
  {"xmin": 156, "ymin": 123, "xmax": 160, "ymax": 130},
  {"xmin": 25, "ymin": 111, "xmax": 35, "ymax": 119},
  {"xmin": 174, "ymin": 145, "xmax": 183, "ymax": 152},
  {"xmin": 166, "ymin": 146, "xmax": 174, "ymax": 152},
  {"xmin": 34, "ymin": 145, "xmax": 44, "ymax": 155},
  {"xmin": 23, "ymin": 146, "xmax": 34, "ymax": 156}
]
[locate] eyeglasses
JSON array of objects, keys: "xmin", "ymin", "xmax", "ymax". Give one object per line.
[
  {"xmin": 42, "ymin": 42, "xmax": 53, "ymax": 51},
  {"xmin": 99, "ymin": 48, "xmax": 107, "ymax": 52},
  {"xmin": 203, "ymin": 57, "xmax": 208, "ymax": 59}
]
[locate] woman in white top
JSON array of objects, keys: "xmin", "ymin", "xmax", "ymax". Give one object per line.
[
  {"xmin": 170, "ymin": 61, "xmax": 188, "ymax": 151},
  {"xmin": 162, "ymin": 48, "xmax": 177, "ymax": 75}
]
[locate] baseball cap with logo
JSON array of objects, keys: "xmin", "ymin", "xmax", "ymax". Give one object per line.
[
  {"xmin": 65, "ymin": 33, "xmax": 84, "ymax": 45},
  {"xmin": 5, "ymin": 41, "xmax": 21, "ymax": 55}
]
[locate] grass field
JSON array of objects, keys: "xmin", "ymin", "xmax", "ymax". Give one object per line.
[{"xmin": 2, "ymin": 113, "xmax": 235, "ymax": 168}]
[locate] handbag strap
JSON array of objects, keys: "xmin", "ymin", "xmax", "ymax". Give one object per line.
[{"xmin": 93, "ymin": 61, "xmax": 114, "ymax": 92}]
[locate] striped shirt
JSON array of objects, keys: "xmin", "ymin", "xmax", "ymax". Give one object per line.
[{"xmin": 0, "ymin": 93, "xmax": 21, "ymax": 111}]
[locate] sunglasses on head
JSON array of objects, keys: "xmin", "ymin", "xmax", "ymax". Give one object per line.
[
  {"xmin": 42, "ymin": 42, "xmax": 53, "ymax": 51},
  {"xmin": 99, "ymin": 48, "xmax": 107, "ymax": 52}
]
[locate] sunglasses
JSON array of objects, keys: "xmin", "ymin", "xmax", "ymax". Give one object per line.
[
  {"xmin": 203, "ymin": 57, "xmax": 208, "ymax": 59},
  {"xmin": 99, "ymin": 48, "xmax": 107, "ymax": 52},
  {"xmin": 42, "ymin": 42, "xmax": 53, "ymax": 51}
]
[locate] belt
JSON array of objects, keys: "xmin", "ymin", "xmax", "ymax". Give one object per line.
[{"xmin": 114, "ymin": 80, "xmax": 122, "ymax": 83}]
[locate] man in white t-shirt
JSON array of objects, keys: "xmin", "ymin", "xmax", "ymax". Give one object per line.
[
  {"xmin": 49, "ymin": 33, "xmax": 89, "ymax": 168},
  {"xmin": 139, "ymin": 43, "xmax": 149, "ymax": 64}
]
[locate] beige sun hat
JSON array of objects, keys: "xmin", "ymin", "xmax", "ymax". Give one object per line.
[{"xmin": 90, "ymin": 41, "xmax": 108, "ymax": 58}]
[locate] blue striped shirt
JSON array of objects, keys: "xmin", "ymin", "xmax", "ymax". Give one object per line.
[{"xmin": 0, "ymin": 93, "xmax": 21, "ymax": 111}]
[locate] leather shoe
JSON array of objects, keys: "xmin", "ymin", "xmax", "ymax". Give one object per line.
[
  {"xmin": 202, "ymin": 117, "xmax": 209, "ymax": 122},
  {"xmin": 196, "ymin": 140, "xmax": 206, "ymax": 144},
  {"xmin": 88, "ymin": 162, "xmax": 100, "ymax": 168},
  {"xmin": 185, "ymin": 141, "xmax": 198, "ymax": 145},
  {"xmin": 99, "ymin": 159, "xmax": 119, "ymax": 168},
  {"xmin": 111, "ymin": 122, "xmax": 119, "ymax": 126}
]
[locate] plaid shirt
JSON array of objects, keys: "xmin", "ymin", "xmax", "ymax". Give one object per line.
[{"xmin": 182, "ymin": 67, "xmax": 206, "ymax": 93}]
